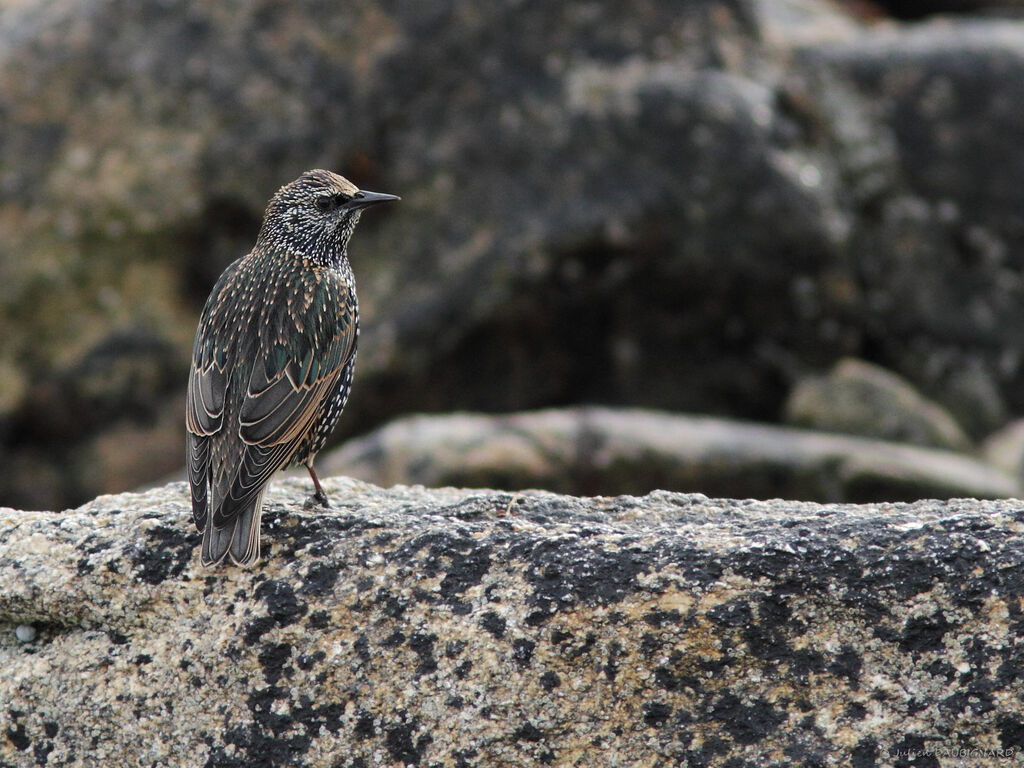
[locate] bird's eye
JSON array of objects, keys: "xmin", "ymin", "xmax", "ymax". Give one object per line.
[{"xmin": 315, "ymin": 193, "xmax": 352, "ymax": 213}]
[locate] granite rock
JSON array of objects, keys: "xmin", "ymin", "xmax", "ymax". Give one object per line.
[
  {"xmin": 793, "ymin": 19, "xmax": 1024, "ymax": 436},
  {"xmin": 784, "ymin": 358, "xmax": 973, "ymax": 451},
  {"xmin": 9, "ymin": 3, "xmax": 1024, "ymax": 511},
  {"xmin": 983, "ymin": 418, "xmax": 1024, "ymax": 479},
  {"xmin": 3, "ymin": 479, "xmax": 1024, "ymax": 766},
  {"xmin": 319, "ymin": 407, "xmax": 1018, "ymax": 503}
]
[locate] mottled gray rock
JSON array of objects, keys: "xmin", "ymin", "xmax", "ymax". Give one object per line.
[
  {"xmin": 8, "ymin": 1, "xmax": 1024, "ymax": 514},
  {"xmin": 784, "ymin": 358, "xmax": 973, "ymax": 451},
  {"xmin": 2, "ymin": 480, "xmax": 1024, "ymax": 766},
  {"xmin": 793, "ymin": 20, "xmax": 1024, "ymax": 436},
  {"xmin": 983, "ymin": 418, "xmax": 1024, "ymax": 478},
  {"xmin": 320, "ymin": 407, "xmax": 1018, "ymax": 503},
  {"xmin": 0, "ymin": 0, "xmax": 782, "ymax": 510}
]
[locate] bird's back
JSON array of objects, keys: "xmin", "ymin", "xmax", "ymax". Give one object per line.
[
  {"xmin": 187, "ymin": 250, "xmax": 265, "ymax": 536},
  {"xmin": 186, "ymin": 246, "xmax": 358, "ymax": 563},
  {"xmin": 186, "ymin": 168, "xmax": 395, "ymax": 566}
]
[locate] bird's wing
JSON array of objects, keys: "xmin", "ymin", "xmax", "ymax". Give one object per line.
[
  {"xmin": 186, "ymin": 301, "xmax": 230, "ymax": 531},
  {"xmin": 186, "ymin": 257, "xmax": 238, "ymax": 441},
  {"xmin": 186, "ymin": 359, "xmax": 227, "ymax": 434},
  {"xmin": 211, "ymin": 275, "xmax": 358, "ymax": 528},
  {"xmin": 186, "ymin": 430, "xmax": 212, "ymax": 530}
]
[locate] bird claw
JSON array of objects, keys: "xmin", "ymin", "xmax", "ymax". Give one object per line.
[{"xmin": 305, "ymin": 489, "xmax": 330, "ymax": 509}]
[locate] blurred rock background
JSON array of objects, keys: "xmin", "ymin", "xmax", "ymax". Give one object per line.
[{"xmin": 4, "ymin": 0, "xmax": 1024, "ymax": 510}]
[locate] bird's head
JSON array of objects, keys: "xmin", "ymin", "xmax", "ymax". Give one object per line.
[{"xmin": 258, "ymin": 169, "xmax": 399, "ymax": 265}]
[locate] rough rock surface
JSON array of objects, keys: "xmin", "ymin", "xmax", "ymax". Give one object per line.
[
  {"xmin": 3, "ymin": 479, "xmax": 1024, "ymax": 767},
  {"xmin": 9, "ymin": 2, "xmax": 1024, "ymax": 510}
]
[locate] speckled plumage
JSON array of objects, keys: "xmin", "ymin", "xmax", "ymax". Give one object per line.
[{"xmin": 186, "ymin": 169, "xmax": 397, "ymax": 566}]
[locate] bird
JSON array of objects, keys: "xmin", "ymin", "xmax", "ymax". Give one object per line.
[{"xmin": 186, "ymin": 169, "xmax": 398, "ymax": 566}]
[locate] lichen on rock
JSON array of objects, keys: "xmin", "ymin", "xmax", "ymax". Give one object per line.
[{"xmin": 2, "ymin": 478, "xmax": 1023, "ymax": 766}]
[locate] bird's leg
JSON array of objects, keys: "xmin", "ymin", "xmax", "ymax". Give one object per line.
[{"xmin": 306, "ymin": 464, "xmax": 330, "ymax": 508}]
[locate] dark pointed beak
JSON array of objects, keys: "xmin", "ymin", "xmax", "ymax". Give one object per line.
[{"xmin": 347, "ymin": 190, "xmax": 400, "ymax": 210}]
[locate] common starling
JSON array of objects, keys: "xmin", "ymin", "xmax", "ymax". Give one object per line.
[{"xmin": 186, "ymin": 169, "xmax": 398, "ymax": 566}]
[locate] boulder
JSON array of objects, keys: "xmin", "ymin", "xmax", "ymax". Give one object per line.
[
  {"xmin": 792, "ymin": 19, "xmax": 1024, "ymax": 435},
  {"xmin": 6, "ymin": 1, "xmax": 1024, "ymax": 511},
  {"xmin": 319, "ymin": 407, "xmax": 1018, "ymax": 503},
  {"xmin": 0, "ymin": 0, "xmax": 785, "ymax": 509},
  {"xmin": 2, "ymin": 479, "xmax": 1024, "ymax": 766},
  {"xmin": 983, "ymin": 418, "xmax": 1024, "ymax": 478},
  {"xmin": 784, "ymin": 358, "xmax": 973, "ymax": 451}
]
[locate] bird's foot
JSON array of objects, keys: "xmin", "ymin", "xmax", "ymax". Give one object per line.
[
  {"xmin": 304, "ymin": 489, "xmax": 330, "ymax": 509},
  {"xmin": 304, "ymin": 464, "xmax": 330, "ymax": 509}
]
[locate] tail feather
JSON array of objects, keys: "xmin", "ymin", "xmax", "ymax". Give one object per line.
[{"xmin": 201, "ymin": 489, "xmax": 266, "ymax": 567}]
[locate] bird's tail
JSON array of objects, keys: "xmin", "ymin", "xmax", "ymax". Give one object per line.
[{"xmin": 201, "ymin": 489, "xmax": 266, "ymax": 567}]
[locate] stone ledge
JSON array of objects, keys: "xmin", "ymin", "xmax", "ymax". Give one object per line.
[
  {"xmin": 319, "ymin": 408, "xmax": 1020, "ymax": 503},
  {"xmin": 2, "ymin": 479, "xmax": 1024, "ymax": 766}
]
